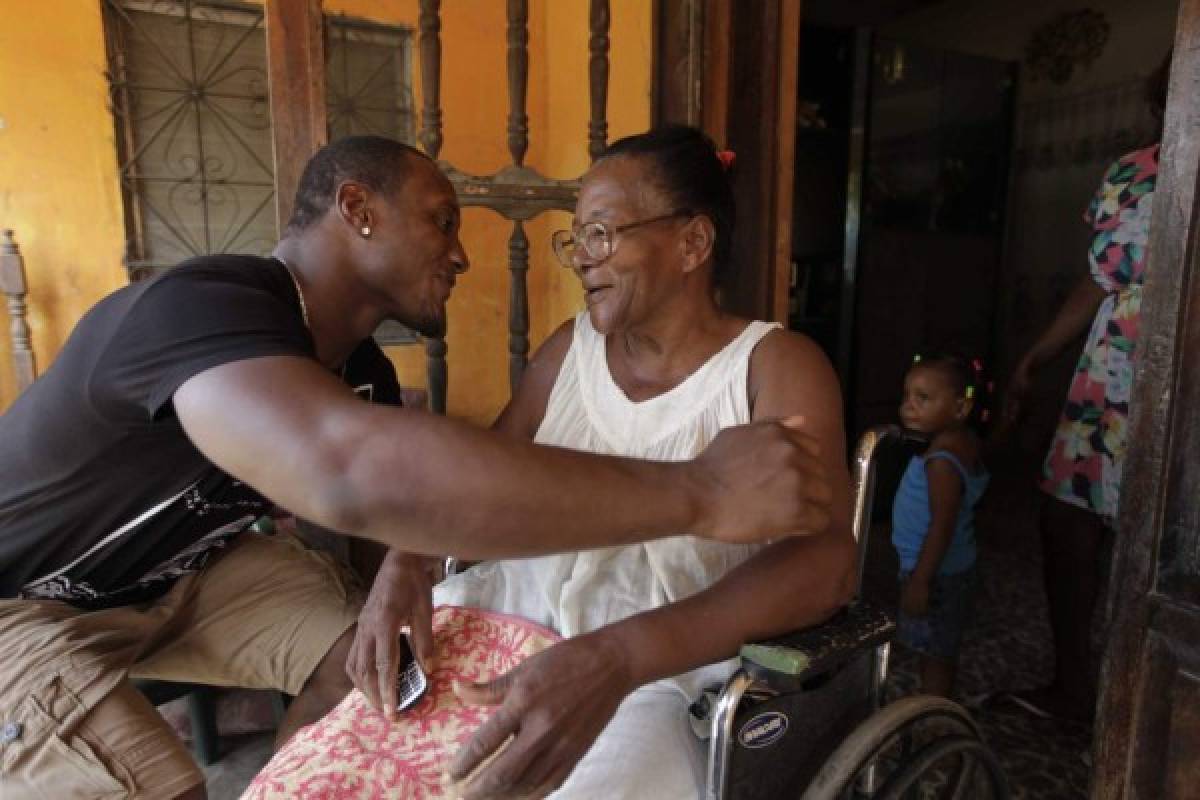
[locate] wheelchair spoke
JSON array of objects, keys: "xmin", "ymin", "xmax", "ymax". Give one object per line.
[
  {"xmin": 870, "ymin": 734, "xmax": 1009, "ymax": 800},
  {"xmin": 800, "ymin": 696, "xmax": 1003, "ymax": 800},
  {"xmin": 948, "ymin": 752, "xmax": 977, "ymax": 800}
]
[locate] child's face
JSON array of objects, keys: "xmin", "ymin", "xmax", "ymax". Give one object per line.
[{"xmin": 900, "ymin": 365, "xmax": 967, "ymax": 435}]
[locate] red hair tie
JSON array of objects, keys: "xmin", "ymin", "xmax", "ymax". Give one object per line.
[{"xmin": 716, "ymin": 149, "xmax": 736, "ymax": 171}]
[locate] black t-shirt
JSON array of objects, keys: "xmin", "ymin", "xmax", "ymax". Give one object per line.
[{"xmin": 0, "ymin": 255, "xmax": 400, "ymax": 609}]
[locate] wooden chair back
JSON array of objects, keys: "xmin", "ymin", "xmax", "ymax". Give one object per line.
[{"xmin": 1, "ymin": 229, "xmax": 36, "ymax": 393}]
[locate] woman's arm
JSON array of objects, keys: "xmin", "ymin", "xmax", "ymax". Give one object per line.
[
  {"xmin": 491, "ymin": 319, "xmax": 574, "ymax": 438},
  {"xmin": 483, "ymin": 324, "xmax": 850, "ymax": 680},
  {"xmin": 1004, "ymin": 275, "xmax": 1108, "ymax": 426},
  {"xmin": 596, "ymin": 329, "xmax": 855, "ymax": 683},
  {"xmin": 1020, "ymin": 275, "xmax": 1108, "ymax": 371}
]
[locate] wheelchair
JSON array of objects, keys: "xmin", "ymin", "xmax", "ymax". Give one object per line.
[{"xmin": 705, "ymin": 425, "xmax": 1009, "ymax": 799}]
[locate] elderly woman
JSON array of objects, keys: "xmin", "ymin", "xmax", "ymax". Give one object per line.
[{"xmin": 246, "ymin": 126, "xmax": 853, "ymax": 800}]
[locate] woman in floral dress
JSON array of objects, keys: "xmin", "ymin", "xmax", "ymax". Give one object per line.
[
  {"xmin": 1033, "ymin": 143, "xmax": 1158, "ymax": 523},
  {"xmin": 1002, "ymin": 58, "xmax": 1167, "ymax": 721}
]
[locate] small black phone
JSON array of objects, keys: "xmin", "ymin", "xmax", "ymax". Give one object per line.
[{"xmin": 395, "ymin": 635, "xmax": 428, "ymax": 712}]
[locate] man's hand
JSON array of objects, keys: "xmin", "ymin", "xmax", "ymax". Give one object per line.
[
  {"xmin": 901, "ymin": 576, "xmax": 931, "ymax": 617},
  {"xmin": 690, "ymin": 415, "xmax": 833, "ymax": 545},
  {"xmin": 447, "ymin": 632, "xmax": 635, "ymax": 799},
  {"xmin": 345, "ymin": 550, "xmax": 436, "ymax": 720}
]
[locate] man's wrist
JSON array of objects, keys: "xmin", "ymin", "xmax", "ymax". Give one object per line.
[{"xmin": 678, "ymin": 460, "xmax": 714, "ymax": 540}]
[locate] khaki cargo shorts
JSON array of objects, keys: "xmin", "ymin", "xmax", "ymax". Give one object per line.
[{"xmin": 0, "ymin": 530, "xmax": 361, "ymax": 799}]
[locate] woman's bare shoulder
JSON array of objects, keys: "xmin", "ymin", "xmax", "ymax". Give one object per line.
[
  {"xmin": 492, "ymin": 317, "xmax": 576, "ymax": 437},
  {"xmin": 749, "ymin": 328, "xmax": 840, "ymax": 405}
]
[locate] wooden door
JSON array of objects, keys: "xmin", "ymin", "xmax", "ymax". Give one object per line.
[
  {"xmin": 654, "ymin": 0, "xmax": 801, "ymax": 323},
  {"xmin": 850, "ymin": 36, "xmax": 1014, "ymax": 435},
  {"xmin": 1092, "ymin": 3, "xmax": 1200, "ymax": 796},
  {"xmin": 722, "ymin": 0, "xmax": 801, "ymax": 323}
]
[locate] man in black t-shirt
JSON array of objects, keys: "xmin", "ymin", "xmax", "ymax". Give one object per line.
[
  {"xmin": 0, "ymin": 136, "xmax": 835, "ymax": 799},
  {"xmin": 0, "ymin": 254, "xmax": 402, "ymax": 610}
]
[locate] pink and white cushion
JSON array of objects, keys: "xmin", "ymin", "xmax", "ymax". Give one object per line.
[{"xmin": 242, "ymin": 605, "xmax": 560, "ymax": 800}]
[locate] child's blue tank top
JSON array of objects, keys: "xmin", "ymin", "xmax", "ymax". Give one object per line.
[{"xmin": 891, "ymin": 450, "xmax": 989, "ymax": 575}]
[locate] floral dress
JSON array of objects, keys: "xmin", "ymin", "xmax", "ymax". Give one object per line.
[{"xmin": 1041, "ymin": 144, "xmax": 1159, "ymax": 523}]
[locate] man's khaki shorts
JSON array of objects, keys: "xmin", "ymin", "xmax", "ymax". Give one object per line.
[{"xmin": 0, "ymin": 530, "xmax": 362, "ymax": 800}]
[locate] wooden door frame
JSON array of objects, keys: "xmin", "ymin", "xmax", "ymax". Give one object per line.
[
  {"xmin": 265, "ymin": 0, "xmax": 327, "ymax": 233},
  {"xmin": 654, "ymin": 0, "xmax": 800, "ymax": 323},
  {"xmin": 1093, "ymin": 1, "xmax": 1200, "ymax": 795}
]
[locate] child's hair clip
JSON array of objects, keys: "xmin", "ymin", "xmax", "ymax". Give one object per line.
[{"xmin": 716, "ymin": 149, "xmax": 736, "ymax": 171}]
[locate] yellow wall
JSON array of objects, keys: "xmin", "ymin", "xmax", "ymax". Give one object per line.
[
  {"xmin": 0, "ymin": 1, "xmax": 652, "ymax": 423},
  {"xmin": 0, "ymin": 2, "xmax": 127, "ymax": 408}
]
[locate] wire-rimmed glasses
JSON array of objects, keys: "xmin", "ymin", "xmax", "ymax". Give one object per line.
[{"xmin": 551, "ymin": 211, "xmax": 691, "ymax": 270}]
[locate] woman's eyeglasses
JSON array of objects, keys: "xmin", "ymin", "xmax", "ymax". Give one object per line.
[{"xmin": 550, "ymin": 211, "xmax": 691, "ymax": 269}]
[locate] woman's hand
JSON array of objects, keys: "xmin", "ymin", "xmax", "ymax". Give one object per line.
[
  {"xmin": 1000, "ymin": 275, "xmax": 1109, "ymax": 435},
  {"xmin": 1001, "ymin": 355, "xmax": 1036, "ymax": 431},
  {"xmin": 901, "ymin": 576, "xmax": 932, "ymax": 617},
  {"xmin": 447, "ymin": 631, "xmax": 637, "ymax": 799},
  {"xmin": 345, "ymin": 550, "xmax": 436, "ymax": 720}
]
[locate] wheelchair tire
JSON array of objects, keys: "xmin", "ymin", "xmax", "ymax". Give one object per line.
[
  {"xmin": 799, "ymin": 695, "xmax": 1005, "ymax": 800},
  {"xmin": 871, "ymin": 734, "xmax": 1010, "ymax": 800}
]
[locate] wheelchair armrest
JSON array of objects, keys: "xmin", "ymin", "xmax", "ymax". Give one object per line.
[{"xmin": 738, "ymin": 599, "xmax": 895, "ymax": 693}]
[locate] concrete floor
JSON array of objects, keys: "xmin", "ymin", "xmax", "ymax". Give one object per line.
[{"xmin": 201, "ymin": 733, "xmax": 273, "ymax": 799}]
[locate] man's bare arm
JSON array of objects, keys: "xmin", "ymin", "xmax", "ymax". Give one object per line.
[{"xmin": 173, "ymin": 355, "xmax": 830, "ymax": 559}]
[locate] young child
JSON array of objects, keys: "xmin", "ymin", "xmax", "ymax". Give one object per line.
[{"xmin": 892, "ymin": 352, "xmax": 990, "ymax": 697}]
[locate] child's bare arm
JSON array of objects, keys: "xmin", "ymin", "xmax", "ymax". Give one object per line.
[
  {"xmin": 901, "ymin": 458, "xmax": 965, "ymax": 616},
  {"xmin": 910, "ymin": 459, "xmax": 965, "ymax": 584}
]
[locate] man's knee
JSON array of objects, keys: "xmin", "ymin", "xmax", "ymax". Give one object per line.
[
  {"xmin": 305, "ymin": 625, "xmax": 356, "ymax": 699},
  {"xmin": 277, "ymin": 625, "xmax": 356, "ymax": 748}
]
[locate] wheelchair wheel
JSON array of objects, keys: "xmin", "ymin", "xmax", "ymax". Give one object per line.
[{"xmin": 799, "ymin": 695, "xmax": 1009, "ymax": 800}]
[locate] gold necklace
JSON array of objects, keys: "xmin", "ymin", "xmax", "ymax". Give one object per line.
[{"xmin": 277, "ymin": 257, "xmax": 310, "ymax": 329}]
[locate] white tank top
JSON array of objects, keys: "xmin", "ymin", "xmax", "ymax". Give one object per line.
[{"xmin": 434, "ymin": 312, "xmax": 781, "ymax": 697}]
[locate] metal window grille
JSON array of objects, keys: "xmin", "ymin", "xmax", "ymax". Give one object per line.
[
  {"xmin": 326, "ymin": 15, "xmax": 416, "ymax": 144},
  {"xmin": 102, "ymin": 1, "xmax": 415, "ymax": 285}
]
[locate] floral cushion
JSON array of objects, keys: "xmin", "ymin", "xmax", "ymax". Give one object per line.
[{"xmin": 242, "ymin": 605, "xmax": 560, "ymax": 799}]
